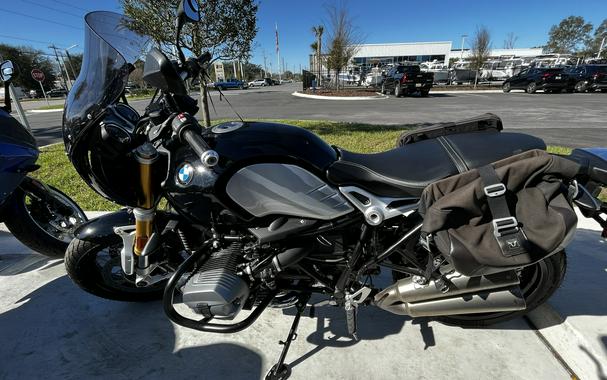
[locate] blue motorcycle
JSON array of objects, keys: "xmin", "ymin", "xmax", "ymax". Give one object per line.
[{"xmin": 0, "ymin": 60, "xmax": 86, "ymax": 256}]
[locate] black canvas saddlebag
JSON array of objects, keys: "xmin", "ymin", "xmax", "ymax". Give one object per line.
[{"xmin": 418, "ymin": 149, "xmax": 581, "ymax": 276}]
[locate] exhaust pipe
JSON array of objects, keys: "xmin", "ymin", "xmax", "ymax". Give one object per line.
[{"xmin": 374, "ymin": 270, "xmax": 526, "ymax": 317}]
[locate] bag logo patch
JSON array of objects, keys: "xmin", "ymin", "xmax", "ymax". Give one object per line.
[{"xmin": 506, "ymin": 239, "xmax": 520, "ymax": 249}]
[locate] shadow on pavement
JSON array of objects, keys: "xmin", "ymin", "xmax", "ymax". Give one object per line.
[{"xmin": 0, "ymin": 275, "xmax": 263, "ymax": 380}]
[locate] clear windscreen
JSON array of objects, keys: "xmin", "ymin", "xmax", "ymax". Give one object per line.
[{"xmin": 63, "ymin": 11, "xmax": 150, "ymax": 152}]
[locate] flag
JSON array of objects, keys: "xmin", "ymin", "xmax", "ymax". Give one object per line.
[{"xmin": 275, "ymin": 22, "xmax": 280, "ymax": 54}]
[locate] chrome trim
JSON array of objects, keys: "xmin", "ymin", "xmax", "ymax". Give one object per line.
[{"xmin": 339, "ymin": 186, "xmax": 419, "ymax": 225}]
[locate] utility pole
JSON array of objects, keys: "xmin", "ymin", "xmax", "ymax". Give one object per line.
[
  {"xmin": 49, "ymin": 44, "xmax": 69, "ymax": 91},
  {"xmin": 275, "ymin": 23, "xmax": 281, "ymax": 83},
  {"xmin": 460, "ymin": 34, "xmax": 468, "ymax": 60},
  {"xmin": 65, "ymin": 44, "xmax": 79, "ymax": 81}
]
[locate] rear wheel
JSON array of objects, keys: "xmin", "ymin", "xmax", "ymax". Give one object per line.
[
  {"xmin": 575, "ymin": 81, "xmax": 587, "ymax": 93},
  {"xmin": 526, "ymin": 82, "xmax": 537, "ymax": 94},
  {"xmin": 438, "ymin": 251, "xmax": 566, "ymax": 327},
  {"xmin": 419, "ymin": 89, "xmax": 430, "ymax": 97},
  {"xmin": 394, "ymin": 83, "xmax": 402, "ymax": 97},
  {"xmin": 65, "ymin": 238, "xmax": 165, "ymax": 302},
  {"xmin": 381, "ymin": 83, "xmax": 387, "ymax": 95}
]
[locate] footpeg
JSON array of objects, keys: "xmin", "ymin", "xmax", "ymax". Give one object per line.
[{"xmin": 344, "ymin": 287, "xmax": 372, "ymax": 340}]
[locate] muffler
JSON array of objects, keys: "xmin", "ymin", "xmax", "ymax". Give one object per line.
[{"xmin": 374, "ymin": 270, "xmax": 526, "ymax": 317}]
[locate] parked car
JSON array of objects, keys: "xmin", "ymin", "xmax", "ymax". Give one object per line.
[
  {"xmin": 248, "ymin": 78, "xmax": 271, "ymax": 87},
  {"xmin": 271, "ymin": 78, "xmax": 280, "ymax": 85},
  {"xmin": 502, "ymin": 67, "xmax": 568, "ymax": 94},
  {"xmin": 47, "ymin": 88, "xmax": 68, "ymax": 97},
  {"xmin": 212, "ymin": 78, "xmax": 248, "ymax": 90},
  {"xmin": 380, "ymin": 65, "xmax": 433, "ymax": 97},
  {"xmin": 565, "ymin": 64, "xmax": 607, "ymax": 93}
]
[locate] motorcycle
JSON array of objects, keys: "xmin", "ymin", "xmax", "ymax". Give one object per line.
[
  {"xmin": 62, "ymin": 4, "xmax": 607, "ymax": 379},
  {"xmin": 0, "ymin": 60, "xmax": 87, "ymax": 257}
]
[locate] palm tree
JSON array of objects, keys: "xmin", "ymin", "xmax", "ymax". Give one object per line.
[{"xmin": 312, "ymin": 25, "xmax": 324, "ymax": 83}]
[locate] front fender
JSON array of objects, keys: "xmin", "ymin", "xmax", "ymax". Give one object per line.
[{"xmin": 74, "ymin": 209, "xmax": 135, "ymax": 245}]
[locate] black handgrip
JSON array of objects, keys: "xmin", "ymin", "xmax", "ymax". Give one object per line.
[{"xmin": 182, "ymin": 128, "xmax": 210, "ymax": 158}]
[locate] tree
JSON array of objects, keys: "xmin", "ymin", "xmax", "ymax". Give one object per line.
[
  {"xmin": 120, "ymin": 0, "xmax": 258, "ymax": 127},
  {"xmin": 470, "ymin": 26, "xmax": 491, "ymax": 88},
  {"xmin": 0, "ymin": 44, "xmax": 57, "ymax": 90},
  {"xmin": 503, "ymin": 32, "xmax": 518, "ymax": 49},
  {"xmin": 324, "ymin": 3, "xmax": 360, "ymax": 90},
  {"xmin": 311, "ymin": 25, "xmax": 324, "ymax": 83},
  {"xmin": 546, "ymin": 16, "xmax": 593, "ymax": 54},
  {"xmin": 588, "ymin": 19, "xmax": 607, "ymax": 57}
]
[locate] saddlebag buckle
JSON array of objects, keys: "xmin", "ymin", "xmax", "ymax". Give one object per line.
[
  {"xmin": 492, "ymin": 217, "xmax": 519, "ymax": 238},
  {"xmin": 484, "ymin": 183, "xmax": 506, "ymax": 198}
]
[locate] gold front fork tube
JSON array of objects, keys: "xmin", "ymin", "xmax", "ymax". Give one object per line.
[{"xmin": 134, "ymin": 143, "xmax": 159, "ymax": 256}]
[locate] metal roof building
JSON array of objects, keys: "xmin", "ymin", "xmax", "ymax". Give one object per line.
[
  {"xmin": 452, "ymin": 48, "xmax": 544, "ymax": 59},
  {"xmin": 351, "ymin": 41, "xmax": 453, "ymax": 67}
]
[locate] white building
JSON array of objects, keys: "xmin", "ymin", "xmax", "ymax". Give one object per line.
[
  {"xmin": 451, "ymin": 48, "xmax": 544, "ymax": 60},
  {"xmin": 351, "ymin": 41, "xmax": 453, "ymax": 67}
]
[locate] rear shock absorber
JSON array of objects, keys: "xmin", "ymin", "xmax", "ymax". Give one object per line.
[{"xmin": 134, "ymin": 143, "xmax": 159, "ymax": 255}]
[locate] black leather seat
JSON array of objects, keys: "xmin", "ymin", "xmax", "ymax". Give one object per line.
[{"xmin": 327, "ymin": 131, "xmax": 546, "ymax": 198}]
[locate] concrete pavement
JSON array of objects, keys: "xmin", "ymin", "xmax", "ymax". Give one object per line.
[
  {"xmin": 20, "ymin": 83, "xmax": 607, "ymax": 148},
  {"xmin": 1, "ymin": 209, "xmax": 606, "ymax": 379}
]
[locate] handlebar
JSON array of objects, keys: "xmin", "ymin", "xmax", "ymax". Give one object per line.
[
  {"xmin": 171, "ymin": 112, "xmax": 219, "ymax": 167},
  {"xmin": 183, "ymin": 52, "xmax": 212, "ymax": 80}
]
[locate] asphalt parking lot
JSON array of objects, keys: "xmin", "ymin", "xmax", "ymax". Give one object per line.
[{"xmin": 24, "ymin": 83, "xmax": 607, "ymax": 148}]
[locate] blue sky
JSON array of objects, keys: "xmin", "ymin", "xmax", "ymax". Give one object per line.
[{"xmin": 1, "ymin": 0, "xmax": 607, "ymax": 72}]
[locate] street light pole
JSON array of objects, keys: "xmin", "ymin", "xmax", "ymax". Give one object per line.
[{"xmin": 460, "ymin": 34, "xmax": 468, "ymax": 60}]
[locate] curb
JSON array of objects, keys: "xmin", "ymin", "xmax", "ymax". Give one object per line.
[
  {"xmin": 431, "ymin": 89, "xmax": 504, "ymax": 94},
  {"xmin": 292, "ymin": 91, "xmax": 388, "ymax": 100},
  {"xmin": 28, "ymin": 109, "xmax": 63, "ymax": 113},
  {"xmin": 527, "ymin": 304, "xmax": 601, "ymax": 380}
]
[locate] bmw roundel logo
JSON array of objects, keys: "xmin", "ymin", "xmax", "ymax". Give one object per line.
[{"xmin": 177, "ymin": 163, "xmax": 194, "ymax": 186}]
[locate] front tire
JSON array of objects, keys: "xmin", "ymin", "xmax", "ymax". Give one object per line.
[
  {"xmin": 3, "ymin": 185, "xmax": 87, "ymax": 257},
  {"xmin": 65, "ymin": 238, "xmax": 165, "ymax": 302},
  {"xmin": 526, "ymin": 82, "xmax": 537, "ymax": 94},
  {"xmin": 502, "ymin": 82, "xmax": 511, "ymax": 93},
  {"xmin": 574, "ymin": 81, "xmax": 587, "ymax": 93},
  {"xmin": 438, "ymin": 251, "xmax": 567, "ymax": 327}
]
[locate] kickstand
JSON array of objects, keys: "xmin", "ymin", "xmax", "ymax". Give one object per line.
[{"xmin": 265, "ymin": 293, "xmax": 311, "ymax": 380}]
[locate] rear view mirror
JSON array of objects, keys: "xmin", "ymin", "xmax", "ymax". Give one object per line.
[
  {"xmin": 178, "ymin": 0, "xmax": 201, "ymax": 23},
  {"xmin": 0, "ymin": 60, "xmax": 14, "ymax": 82}
]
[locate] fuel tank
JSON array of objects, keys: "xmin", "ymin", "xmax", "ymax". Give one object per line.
[
  {"xmin": 165, "ymin": 121, "xmax": 353, "ymax": 222},
  {"xmin": 0, "ymin": 109, "xmax": 38, "ymax": 205}
]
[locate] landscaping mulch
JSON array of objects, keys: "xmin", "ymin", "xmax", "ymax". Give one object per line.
[{"xmin": 302, "ymin": 89, "xmax": 380, "ymax": 97}]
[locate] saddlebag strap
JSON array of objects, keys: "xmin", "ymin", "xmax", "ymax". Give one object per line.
[{"xmin": 477, "ymin": 165, "xmax": 529, "ymax": 257}]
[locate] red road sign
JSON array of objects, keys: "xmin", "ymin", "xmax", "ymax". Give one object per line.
[{"xmin": 31, "ymin": 69, "xmax": 45, "ymax": 82}]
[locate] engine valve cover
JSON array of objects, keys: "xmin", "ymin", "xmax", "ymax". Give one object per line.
[{"xmin": 182, "ymin": 243, "xmax": 249, "ymax": 319}]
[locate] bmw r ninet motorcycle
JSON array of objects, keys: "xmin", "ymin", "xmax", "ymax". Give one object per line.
[
  {"xmin": 0, "ymin": 60, "xmax": 86, "ymax": 257},
  {"xmin": 63, "ymin": 3, "xmax": 607, "ymax": 379}
]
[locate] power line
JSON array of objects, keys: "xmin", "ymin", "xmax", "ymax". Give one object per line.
[
  {"xmin": 22, "ymin": 0, "xmax": 83, "ymax": 18},
  {"xmin": 49, "ymin": 0, "xmax": 91, "ymax": 13},
  {"xmin": 0, "ymin": 9, "xmax": 82, "ymax": 30},
  {"xmin": 0, "ymin": 34, "xmax": 70, "ymax": 49}
]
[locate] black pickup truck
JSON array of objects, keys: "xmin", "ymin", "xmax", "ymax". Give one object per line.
[{"xmin": 380, "ymin": 65, "xmax": 434, "ymax": 97}]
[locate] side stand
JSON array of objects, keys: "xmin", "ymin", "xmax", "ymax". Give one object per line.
[{"xmin": 265, "ymin": 293, "xmax": 311, "ymax": 380}]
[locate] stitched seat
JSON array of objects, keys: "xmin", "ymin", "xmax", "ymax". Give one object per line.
[{"xmin": 326, "ymin": 132, "xmax": 546, "ymax": 197}]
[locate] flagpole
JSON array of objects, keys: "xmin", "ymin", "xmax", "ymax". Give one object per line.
[{"xmin": 275, "ymin": 22, "xmax": 282, "ymax": 83}]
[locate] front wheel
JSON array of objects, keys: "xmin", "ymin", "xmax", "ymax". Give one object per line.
[
  {"xmin": 65, "ymin": 238, "xmax": 165, "ymax": 302},
  {"xmin": 502, "ymin": 82, "xmax": 511, "ymax": 92},
  {"xmin": 574, "ymin": 81, "xmax": 587, "ymax": 93},
  {"xmin": 419, "ymin": 89, "xmax": 430, "ymax": 97},
  {"xmin": 381, "ymin": 83, "xmax": 387, "ymax": 95},
  {"xmin": 3, "ymin": 184, "xmax": 87, "ymax": 256},
  {"xmin": 438, "ymin": 251, "xmax": 566, "ymax": 327},
  {"xmin": 526, "ymin": 82, "xmax": 537, "ymax": 94}
]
